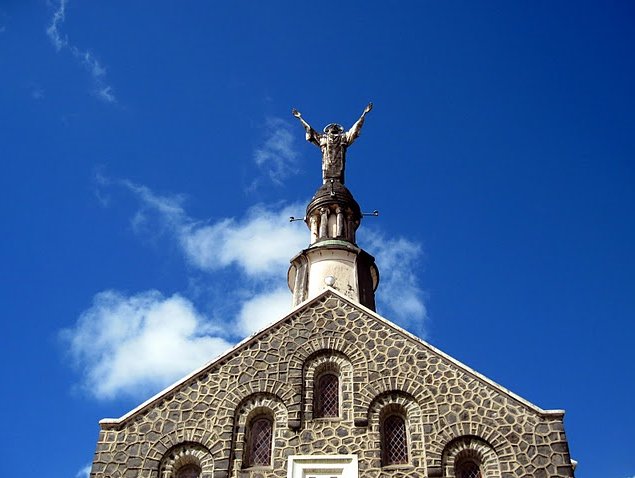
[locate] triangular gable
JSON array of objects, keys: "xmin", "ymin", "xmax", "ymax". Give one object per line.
[{"xmin": 100, "ymin": 287, "xmax": 563, "ymax": 429}]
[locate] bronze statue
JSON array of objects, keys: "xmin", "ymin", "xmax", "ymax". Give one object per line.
[{"xmin": 292, "ymin": 103, "xmax": 373, "ymax": 184}]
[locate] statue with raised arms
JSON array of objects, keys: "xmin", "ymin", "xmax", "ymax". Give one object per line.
[{"xmin": 292, "ymin": 103, "xmax": 373, "ymax": 184}]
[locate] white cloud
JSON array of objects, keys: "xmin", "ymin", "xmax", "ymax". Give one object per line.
[
  {"xmin": 63, "ymin": 179, "xmax": 307, "ymax": 399},
  {"xmin": 252, "ymin": 117, "xmax": 300, "ymax": 186},
  {"xmin": 46, "ymin": 0, "xmax": 116, "ymax": 103},
  {"xmin": 117, "ymin": 179, "xmax": 428, "ymax": 327},
  {"xmin": 62, "ymin": 290, "xmax": 231, "ymax": 400},
  {"xmin": 46, "ymin": 0, "xmax": 67, "ymax": 51},
  {"xmin": 97, "ymin": 85, "xmax": 116, "ymax": 103},
  {"xmin": 75, "ymin": 464, "xmax": 91, "ymax": 478},
  {"xmin": 235, "ymin": 287, "xmax": 293, "ymax": 336},
  {"xmin": 180, "ymin": 205, "xmax": 307, "ymax": 276},
  {"xmin": 360, "ymin": 228, "xmax": 428, "ymax": 333},
  {"xmin": 121, "ymin": 179, "xmax": 307, "ymax": 277},
  {"xmin": 119, "ymin": 179, "xmax": 428, "ymax": 331},
  {"xmin": 70, "ymin": 179, "xmax": 427, "ymax": 399}
]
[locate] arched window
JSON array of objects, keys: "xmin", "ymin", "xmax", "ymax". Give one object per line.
[
  {"xmin": 456, "ymin": 460, "xmax": 482, "ymax": 478},
  {"xmin": 314, "ymin": 372, "xmax": 339, "ymax": 418},
  {"xmin": 442, "ymin": 436, "xmax": 498, "ymax": 478},
  {"xmin": 175, "ymin": 464, "xmax": 201, "ymax": 478},
  {"xmin": 245, "ymin": 415, "xmax": 273, "ymax": 467},
  {"xmin": 159, "ymin": 443, "xmax": 212, "ymax": 478},
  {"xmin": 381, "ymin": 414, "xmax": 409, "ymax": 465}
]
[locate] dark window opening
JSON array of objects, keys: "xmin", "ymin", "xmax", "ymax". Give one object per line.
[
  {"xmin": 382, "ymin": 414, "xmax": 408, "ymax": 465},
  {"xmin": 176, "ymin": 464, "xmax": 201, "ymax": 478},
  {"xmin": 246, "ymin": 415, "xmax": 273, "ymax": 466},
  {"xmin": 315, "ymin": 373, "xmax": 339, "ymax": 418},
  {"xmin": 456, "ymin": 460, "xmax": 482, "ymax": 478}
]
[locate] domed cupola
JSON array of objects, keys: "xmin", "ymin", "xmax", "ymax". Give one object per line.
[{"xmin": 305, "ymin": 179, "xmax": 362, "ymax": 245}]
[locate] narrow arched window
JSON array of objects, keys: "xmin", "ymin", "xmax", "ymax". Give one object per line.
[
  {"xmin": 456, "ymin": 460, "xmax": 482, "ymax": 478},
  {"xmin": 381, "ymin": 414, "xmax": 409, "ymax": 465},
  {"xmin": 315, "ymin": 372, "xmax": 339, "ymax": 418},
  {"xmin": 176, "ymin": 464, "xmax": 201, "ymax": 478},
  {"xmin": 245, "ymin": 415, "xmax": 273, "ymax": 467}
]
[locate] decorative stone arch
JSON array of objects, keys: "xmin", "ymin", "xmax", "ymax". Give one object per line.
[
  {"xmin": 441, "ymin": 436, "xmax": 501, "ymax": 478},
  {"xmin": 139, "ymin": 377, "xmax": 295, "ymax": 475},
  {"xmin": 230, "ymin": 392, "xmax": 288, "ymax": 474},
  {"xmin": 367, "ymin": 391, "xmax": 426, "ymax": 470},
  {"xmin": 287, "ymin": 335, "xmax": 369, "ymax": 427},
  {"xmin": 142, "ymin": 426, "xmax": 225, "ymax": 477},
  {"xmin": 224, "ymin": 378, "xmax": 295, "ymax": 428},
  {"xmin": 159, "ymin": 442, "xmax": 214, "ymax": 478},
  {"xmin": 428, "ymin": 423, "xmax": 511, "ymax": 473},
  {"xmin": 357, "ymin": 374, "xmax": 439, "ymax": 430},
  {"xmin": 303, "ymin": 350, "xmax": 353, "ymax": 421}
]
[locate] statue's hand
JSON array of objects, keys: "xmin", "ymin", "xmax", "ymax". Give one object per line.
[
  {"xmin": 364, "ymin": 102, "xmax": 373, "ymax": 114},
  {"xmin": 292, "ymin": 108, "xmax": 301, "ymax": 118}
]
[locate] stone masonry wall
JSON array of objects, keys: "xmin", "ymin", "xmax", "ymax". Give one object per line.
[{"xmin": 90, "ymin": 292, "xmax": 575, "ymax": 478}]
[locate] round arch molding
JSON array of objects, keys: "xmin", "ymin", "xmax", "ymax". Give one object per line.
[
  {"xmin": 159, "ymin": 442, "xmax": 214, "ymax": 478},
  {"xmin": 142, "ymin": 426, "xmax": 223, "ymax": 477},
  {"xmin": 303, "ymin": 350, "xmax": 353, "ymax": 421},
  {"xmin": 367, "ymin": 391, "xmax": 427, "ymax": 470},
  {"xmin": 441, "ymin": 436, "xmax": 501, "ymax": 478},
  {"xmin": 230, "ymin": 392, "xmax": 288, "ymax": 475},
  {"xmin": 428, "ymin": 421, "xmax": 512, "ymax": 468},
  {"xmin": 287, "ymin": 335, "xmax": 370, "ymax": 427},
  {"xmin": 357, "ymin": 374, "xmax": 439, "ymax": 428}
]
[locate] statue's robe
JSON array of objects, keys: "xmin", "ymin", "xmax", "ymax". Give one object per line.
[{"xmin": 307, "ymin": 129, "xmax": 360, "ymax": 183}]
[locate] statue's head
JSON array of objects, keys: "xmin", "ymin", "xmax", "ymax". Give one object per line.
[{"xmin": 324, "ymin": 123, "xmax": 344, "ymax": 135}]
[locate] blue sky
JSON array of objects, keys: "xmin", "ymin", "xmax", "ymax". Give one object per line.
[{"xmin": 1, "ymin": 1, "xmax": 634, "ymax": 477}]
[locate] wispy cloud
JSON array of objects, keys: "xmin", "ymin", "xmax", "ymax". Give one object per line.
[
  {"xmin": 360, "ymin": 228, "xmax": 428, "ymax": 334},
  {"xmin": 121, "ymin": 179, "xmax": 307, "ymax": 277},
  {"xmin": 251, "ymin": 117, "xmax": 300, "ymax": 188},
  {"xmin": 0, "ymin": 9, "xmax": 8, "ymax": 33},
  {"xmin": 46, "ymin": 0, "xmax": 116, "ymax": 103},
  {"xmin": 119, "ymin": 178, "xmax": 427, "ymax": 332},
  {"xmin": 46, "ymin": 0, "xmax": 67, "ymax": 51},
  {"xmin": 30, "ymin": 84, "xmax": 44, "ymax": 100},
  {"xmin": 75, "ymin": 464, "xmax": 91, "ymax": 478}
]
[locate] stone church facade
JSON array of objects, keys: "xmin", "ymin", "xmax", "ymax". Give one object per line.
[{"xmin": 90, "ymin": 108, "xmax": 575, "ymax": 478}]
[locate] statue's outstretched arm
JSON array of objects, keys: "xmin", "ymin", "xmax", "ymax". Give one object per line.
[
  {"xmin": 346, "ymin": 102, "xmax": 373, "ymax": 144},
  {"xmin": 292, "ymin": 108, "xmax": 320, "ymax": 146}
]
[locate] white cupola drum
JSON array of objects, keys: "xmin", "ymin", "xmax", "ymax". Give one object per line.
[{"xmin": 288, "ymin": 104, "xmax": 379, "ymax": 309}]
